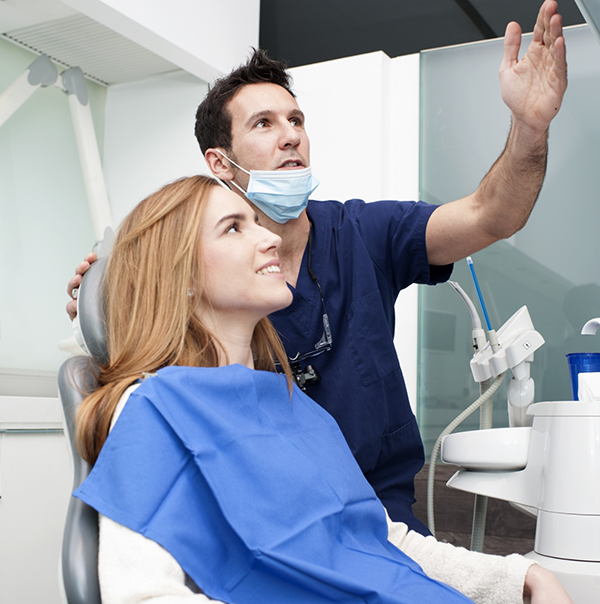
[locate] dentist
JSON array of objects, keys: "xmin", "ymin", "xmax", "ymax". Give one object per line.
[{"xmin": 67, "ymin": 1, "xmax": 567, "ymax": 537}]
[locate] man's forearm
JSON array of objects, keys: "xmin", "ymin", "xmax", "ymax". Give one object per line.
[
  {"xmin": 425, "ymin": 122, "xmax": 550, "ymax": 267},
  {"xmin": 474, "ymin": 120, "xmax": 549, "ymax": 241}
]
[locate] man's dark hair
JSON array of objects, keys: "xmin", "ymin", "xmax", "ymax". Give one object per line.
[{"xmin": 195, "ymin": 48, "xmax": 295, "ymax": 155}]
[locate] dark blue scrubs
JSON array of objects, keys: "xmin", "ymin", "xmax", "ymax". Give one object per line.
[{"xmin": 269, "ymin": 198, "xmax": 452, "ymax": 536}]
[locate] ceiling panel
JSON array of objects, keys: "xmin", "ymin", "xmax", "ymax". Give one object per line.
[
  {"xmin": 260, "ymin": 0, "xmax": 585, "ymax": 67},
  {"xmin": 471, "ymin": 0, "xmax": 586, "ymax": 37},
  {"xmin": 2, "ymin": 14, "xmax": 181, "ymax": 86},
  {"xmin": 0, "ymin": 0, "xmax": 183, "ymax": 86}
]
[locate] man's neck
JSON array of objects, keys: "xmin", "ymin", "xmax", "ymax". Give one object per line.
[{"xmin": 260, "ymin": 210, "xmax": 310, "ymax": 289}]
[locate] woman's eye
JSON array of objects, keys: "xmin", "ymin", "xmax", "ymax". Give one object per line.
[{"xmin": 226, "ymin": 222, "xmax": 239, "ymax": 234}]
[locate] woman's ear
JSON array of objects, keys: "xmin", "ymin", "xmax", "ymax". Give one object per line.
[{"xmin": 205, "ymin": 148, "xmax": 234, "ymax": 182}]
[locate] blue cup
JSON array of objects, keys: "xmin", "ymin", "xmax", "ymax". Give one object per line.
[{"xmin": 566, "ymin": 353, "xmax": 600, "ymax": 400}]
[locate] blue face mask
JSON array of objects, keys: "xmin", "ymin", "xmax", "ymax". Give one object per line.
[{"xmin": 215, "ymin": 152, "xmax": 320, "ymax": 224}]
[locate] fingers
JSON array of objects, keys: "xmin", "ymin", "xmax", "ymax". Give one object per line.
[
  {"xmin": 67, "ymin": 266, "xmax": 86, "ymax": 297},
  {"xmin": 67, "ymin": 252, "xmax": 98, "ymax": 299},
  {"xmin": 533, "ymin": 2, "xmax": 567, "ymax": 89},
  {"xmin": 67, "ymin": 299, "xmax": 78, "ymax": 322},
  {"xmin": 66, "ymin": 252, "xmax": 99, "ymax": 321},
  {"xmin": 533, "ymin": 0, "xmax": 563, "ymax": 50},
  {"xmin": 502, "ymin": 21, "xmax": 522, "ymax": 71},
  {"xmin": 533, "ymin": 0, "xmax": 556, "ymax": 43},
  {"xmin": 505, "ymin": 0, "xmax": 567, "ymax": 89},
  {"xmin": 84, "ymin": 251, "xmax": 98, "ymax": 265}
]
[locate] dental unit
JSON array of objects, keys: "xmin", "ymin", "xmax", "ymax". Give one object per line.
[{"xmin": 432, "ymin": 258, "xmax": 600, "ymax": 604}]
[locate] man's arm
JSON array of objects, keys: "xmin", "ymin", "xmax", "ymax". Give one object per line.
[{"xmin": 426, "ymin": 0, "xmax": 567, "ymax": 266}]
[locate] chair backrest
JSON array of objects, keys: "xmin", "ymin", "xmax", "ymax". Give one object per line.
[
  {"xmin": 59, "ymin": 257, "xmax": 108, "ymax": 604},
  {"xmin": 76, "ymin": 256, "xmax": 109, "ymax": 365}
]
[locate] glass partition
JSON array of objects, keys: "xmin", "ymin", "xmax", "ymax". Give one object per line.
[{"xmin": 418, "ymin": 25, "xmax": 600, "ymax": 457}]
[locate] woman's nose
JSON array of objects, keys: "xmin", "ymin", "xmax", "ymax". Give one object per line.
[{"xmin": 258, "ymin": 226, "xmax": 282, "ymax": 251}]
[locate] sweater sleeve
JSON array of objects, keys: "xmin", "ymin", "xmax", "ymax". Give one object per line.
[
  {"xmin": 385, "ymin": 512, "xmax": 534, "ymax": 604},
  {"xmin": 99, "ymin": 514, "xmax": 225, "ymax": 604},
  {"xmin": 99, "ymin": 384, "xmax": 225, "ymax": 604}
]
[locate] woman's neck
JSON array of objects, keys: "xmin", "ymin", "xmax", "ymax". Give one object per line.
[
  {"xmin": 202, "ymin": 314, "xmax": 256, "ymax": 369},
  {"xmin": 216, "ymin": 334, "xmax": 255, "ymax": 369}
]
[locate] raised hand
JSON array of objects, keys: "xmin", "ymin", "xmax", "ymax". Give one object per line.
[{"xmin": 499, "ymin": 0, "xmax": 567, "ymax": 135}]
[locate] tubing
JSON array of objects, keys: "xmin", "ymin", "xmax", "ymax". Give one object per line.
[
  {"xmin": 448, "ymin": 281, "xmax": 482, "ymax": 330},
  {"xmin": 470, "ymin": 377, "xmax": 494, "ymax": 552},
  {"xmin": 426, "ymin": 372, "xmax": 505, "ymax": 537}
]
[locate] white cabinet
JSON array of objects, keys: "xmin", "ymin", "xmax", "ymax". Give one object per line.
[{"xmin": 0, "ymin": 396, "xmax": 72, "ymax": 604}]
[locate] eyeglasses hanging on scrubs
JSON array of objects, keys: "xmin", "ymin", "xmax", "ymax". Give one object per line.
[
  {"xmin": 288, "ymin": 229, "xmax": 332, "ymax": 391},
  {"xmin": 213, "ymin": 151, "xmax": 320, "ymax": 224}
]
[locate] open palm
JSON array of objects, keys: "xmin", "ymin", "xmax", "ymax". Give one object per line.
[{"xmin": 499, "ymin": 0, "xmax": 567, "ymax": 133}]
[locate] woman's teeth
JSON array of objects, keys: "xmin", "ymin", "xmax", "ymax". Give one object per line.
[{"xmin": 257, "ymin": 265, "xmax": 281, "ymax": 275}]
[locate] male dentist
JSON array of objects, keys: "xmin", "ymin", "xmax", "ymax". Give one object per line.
[{"xmin": 68, "ymin": 1, "xmax": 567, "ymax": 536}]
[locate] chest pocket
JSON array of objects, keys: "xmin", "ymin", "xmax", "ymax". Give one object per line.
[{"xmin": 347, "ymin": 291, "xmax": 401, "ymax": 386}]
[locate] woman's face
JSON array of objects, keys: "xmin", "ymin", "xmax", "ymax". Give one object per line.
[{"xmin": 196, "ymin": 186, "xmax": 293, "ymax": 327}]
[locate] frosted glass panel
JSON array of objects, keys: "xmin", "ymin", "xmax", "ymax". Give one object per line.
[
  {"xmin": 0, "ymin": 39, "xmax": 104, "ymax": 375},
  {"xmin": 419, "ymin": 25, "xmax": 600, "ymax": 457}
]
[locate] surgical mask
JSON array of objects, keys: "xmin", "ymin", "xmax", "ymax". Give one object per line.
[{"xmin": 215, "ymin": 151, "xmax": 320, "ymax": 224}]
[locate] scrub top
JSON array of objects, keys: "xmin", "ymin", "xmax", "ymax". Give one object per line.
[{"xmin": 269, "ymin": 198, "xmax": 452, "ymax": 535}]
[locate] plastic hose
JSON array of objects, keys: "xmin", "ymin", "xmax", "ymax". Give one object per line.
[
  {"xmin": 470, "ymin": 377, "xmax": 494, "ymax": 552},
  {"xmin": 426, "ymin": 372, "xmax": 505, "ymax": 537}
]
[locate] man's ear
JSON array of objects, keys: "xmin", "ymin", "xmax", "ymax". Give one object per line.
[{"xmin": 205, "ymin": 148, "xmax": 234, "ymax": 181}]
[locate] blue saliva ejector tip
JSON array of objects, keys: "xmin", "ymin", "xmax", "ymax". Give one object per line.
[{"xmin": 466, "ymin": 256, "xmax": 492, "ymax": 332}]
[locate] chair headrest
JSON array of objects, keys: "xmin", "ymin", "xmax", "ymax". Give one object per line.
[{"xmin": 77, "ymin": 256, "xmax": 109, "ymax": 365}]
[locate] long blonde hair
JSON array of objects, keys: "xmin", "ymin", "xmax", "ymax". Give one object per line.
[{"xmin": 76, "ymin": 175, "xmax": 292, "ymax": 464}]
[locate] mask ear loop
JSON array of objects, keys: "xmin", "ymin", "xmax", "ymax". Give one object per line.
[
  {"xmin": 228, "ymin": 179, "xmax": 248, "ymax": 196},
  {"xmin": 208, "ymin": 149, "xmax": 251, "ymax": 196}
]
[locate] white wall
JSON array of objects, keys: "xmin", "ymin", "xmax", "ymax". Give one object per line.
[
  {"xmin": 61, "ymin": 0, "xmax": 260, "ymax": 82},
  {"xmin": 103, "ymin": 70, "xmax": 209, "ymax": 225}
]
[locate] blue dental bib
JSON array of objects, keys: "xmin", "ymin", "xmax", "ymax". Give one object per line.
[{"xmin": 75, "ymin": 365, "xmax": 472, "ymax": 603}]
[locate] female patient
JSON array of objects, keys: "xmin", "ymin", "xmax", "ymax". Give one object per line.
[{"xmin": 74, "ymin": 175, "xmax": 571, "ymax": 604}]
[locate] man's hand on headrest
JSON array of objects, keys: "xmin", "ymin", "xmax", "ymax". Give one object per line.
[{"xmin": 67, "ymin": 252, "xmax": 98, "ymax": 321}]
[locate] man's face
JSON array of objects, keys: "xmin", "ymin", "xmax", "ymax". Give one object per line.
[{"xmin": 226, "ymin": 83, "xmax": 311, "ymax": 190}]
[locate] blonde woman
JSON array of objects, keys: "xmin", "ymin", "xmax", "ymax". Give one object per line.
[{"xmin": 75, "ymin": 175, "xmax": 571, "ymax": 604}]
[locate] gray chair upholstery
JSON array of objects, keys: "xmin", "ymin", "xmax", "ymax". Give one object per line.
[
  {"xmin": 76, "ymin": 256, "xmax": 109, "ymax": 365},
  {"xmin": 59, "ymin": 256, "xmax": 108, "ymax": 604}
]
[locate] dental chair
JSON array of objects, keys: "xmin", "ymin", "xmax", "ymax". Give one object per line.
[{"xmin": 59, "ymin": 256, "xmax": 108, "ymax": 604}]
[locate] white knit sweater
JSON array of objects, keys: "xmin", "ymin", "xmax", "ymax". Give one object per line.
[{"xmin": 98, "ymin": 385, "xmax": 534, "ymax": 604}]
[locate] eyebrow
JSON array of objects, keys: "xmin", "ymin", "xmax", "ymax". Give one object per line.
[
  {"xmin": 245, "ymin": 108, "xmax": 305, "ymax": 128},
  {"xmin": 215, "ymin": 212, "xmax": 247, "ymax": 228}
]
